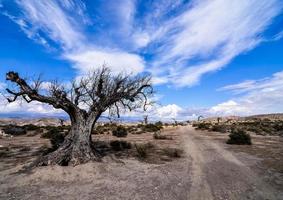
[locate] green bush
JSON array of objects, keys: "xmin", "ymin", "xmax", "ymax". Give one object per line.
[
  {"xmin": 112, "ymin": 126, "xmax": 128, "ymax": 137},
  {"xmin": 227, "ymin": 129, "xmax": 251, "ymax": 145}
]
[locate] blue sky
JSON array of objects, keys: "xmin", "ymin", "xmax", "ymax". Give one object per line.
[{"xmin": 0, "ymin": 0, "xmax": 283, "ymax": 120}]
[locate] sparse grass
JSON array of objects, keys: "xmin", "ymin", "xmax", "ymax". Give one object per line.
[{"xmin": 134, "ymin": 142, "xmax": 155, "ymax": 159}]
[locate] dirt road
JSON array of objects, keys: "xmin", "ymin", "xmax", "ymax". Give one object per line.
[{"xmin": 182, "ymin": 126, "xmax": 282, "ymax": 200}]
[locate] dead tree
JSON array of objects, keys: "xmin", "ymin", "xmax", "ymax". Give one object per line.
[
  {"xmin": 172, "ymin": 118, "xmax": 178, "ymax": 126},
  {"xmin": 197, "ymin": 115, "xmax": 203, "ymax": 121},
  {"xmin": 143, "ymin": 115, "xmax": 148, "ymax": 125},
  {"xmin": 5, "ymin": 67, "xmax": 153, "ymax": 166}
]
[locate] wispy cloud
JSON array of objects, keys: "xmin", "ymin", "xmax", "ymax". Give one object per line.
[
  {"xmin": 2, "ymin": 0, "xmax": 145, "ymax": 75},
  {"xmin": 1, "ymin": 0, "xmax": 282, "ymax": 86},
  {"xmin": 148, "ymin": 0, "xmax": 283, "ymax": 86}
]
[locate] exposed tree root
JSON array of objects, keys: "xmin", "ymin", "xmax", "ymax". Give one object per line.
[{"xmin": 31, "ymin": 140, "xmax": 101, "ymax": 167}]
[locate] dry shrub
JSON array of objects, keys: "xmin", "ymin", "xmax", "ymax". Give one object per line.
[
  {"xmin": 227, "ymin": 129, "xmax": 251, "ymax": 145},
  {"xmin": 134, "ymin": 142, "xmax": 155, "ymax": 159},
  {"xmin": 162, "ymin": 148, "xmax": 183, "ymax": 158},
  {"xmin": 153, "ymin": 132, "xmax": 172, "ymax": 140}
]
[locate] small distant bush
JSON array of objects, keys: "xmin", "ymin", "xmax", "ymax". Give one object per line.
[
  {"xmin": 93, "ymin": 125, "xmax": 108, "ymax": 135},
  {"xmin": 112, "ymin": 126, "xmax": 128, "ymax": 137},
  {"xmin": 110, "ymin": 140, "xmax": 132, "ymax": 151},
  {"xmin": 23, "ymin": 124, "xmax": 41, "ymax": 131},
  {"xmin": 195, "ymin": 122, "xmax": 211, "ymax": 130},
  {"xmin": 134, "ymin": 142, "xmax": 155, "ymax": 159},
  {"xmin": 227, "ymin": 129, "xmax": 251, "ymax": 145},
  {"xmin": 211, "ymin": 124, "xmax": 227, "ymax": 133},
  {"xmin": 3, "ymin": 126, "xmax": 26, "ymax": 136},
  {"xmin": 153, "ymin": 132, "xmax": 172, "ymax": 140},
  {"xmin": 142, "ymin": 124, "xmax": 162, "ymax": 132},
  {"xmin": 155, "ymin": 121, "xmax": 163, "ymax": 128}
]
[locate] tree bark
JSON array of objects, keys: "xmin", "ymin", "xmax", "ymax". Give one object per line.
[{"xmin": 36, "ymin": 115, "xmax": 101, "ymax": 166}]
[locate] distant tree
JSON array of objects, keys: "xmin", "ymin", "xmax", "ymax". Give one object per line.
[
  {"xmin": 143, "ymin": 115, "xmax": 148, "ymax": 125},
  {"xmin": 197, "ymin": 115, "xmax": 204, "ymax": 121},
  {"xmin": 217, "ymin": 117, "xmax": 221, "ymax": 124},
  {"xmin": 5, "ymin": 67, "xmax": 153, "ymax": 166},
  {"xmin": 172, "ymin": 118, "xmax": 178, "ymax": 126}
]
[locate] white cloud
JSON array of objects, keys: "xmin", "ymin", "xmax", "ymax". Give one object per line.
[
  {"xmin": 5, "ymin": 0, "xmax": 282, "ymax": 86},
  {"xmin": 6, "ymin": 0, "xmax": 145, "ymax": 75},
  {"xmin": 15, "ymin": 0, "xmax": 84, "ymax": 50},
  {"xmin": 210, "ymin": 71, "xmax": 283, "ymax": 115},
  {"xmin": 0, "ymin": 82, "xmax": 6, "ymax": 90},
  {"xmin": 65, "ymin": 49, "xmax": 145, "ymax": 74},
  {"xmin": 0, "ymin": 95, "xmax": 63, "ymax": 115},
  {"xmin": 155, "ymin": 104, "xmax": 183, "ymax": 119}
]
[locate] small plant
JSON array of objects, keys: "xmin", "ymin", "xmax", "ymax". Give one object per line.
[
  {"xmin": 153, "ymin": 132, "xmax": 172, "ymax": 140},
  {"xmin": 211, "ymin": 124, "xmax": 227, "ymax": 133},
  {"xmin": 227, "ymin": 129, "xmax": 251, "ymax": 145},
  {"xmin": 112, "ymin": 125, "xmax": 128, "ymax": 137},
  {"xmin": 141, "ymin": 124, "xmax": 162, "ymax": 132},
  {"xmin": 134, "ymin": 142, "xmax": 154, "ymax": 159},
  {"xmin": 195, "ymin": 122, "xmax": 211, "ymax": 130}
]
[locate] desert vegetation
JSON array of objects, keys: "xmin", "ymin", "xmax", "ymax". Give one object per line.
[
  {"xmin": 226, "ymin": 129, "xmax": 252, "ymax": 145},
  {"xmin": 193, "ymin": 118, "xmax": 283, "ymax": 136}
]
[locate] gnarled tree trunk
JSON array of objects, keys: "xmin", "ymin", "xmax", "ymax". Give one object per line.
[{"xmin": 37, "ymin": 114, "xmax": 100, "ymax": 166}]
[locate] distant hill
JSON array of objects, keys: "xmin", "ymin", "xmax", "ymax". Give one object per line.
[
  {"xmin": 0, "ymin": 118, "xmax": 71, "ymax": 127},
  {"xmin": 243, "ymin": 113, "xmax": 283, "ymax": 120},
  {"xmin": 201, "ymin": 113, "xmax": 283, "ymax": 122}
]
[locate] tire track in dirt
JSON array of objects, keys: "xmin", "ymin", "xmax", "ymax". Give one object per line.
[{"xmin": 181, "ymin": 126, "xmax": 280, "ymax": 200}]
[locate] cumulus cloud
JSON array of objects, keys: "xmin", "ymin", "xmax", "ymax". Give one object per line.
[
  {"xmin": 210, "ymin": 71, "xmax": 283, "ymax": 115},
  {"xmin": 0, "ymin": 95, "xmax": 63, "ymax": 116}
]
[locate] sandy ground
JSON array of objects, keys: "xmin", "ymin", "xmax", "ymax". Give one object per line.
[{"xmin": 0, "ymin": 126, "xmax": 282, "ymax": 200}]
